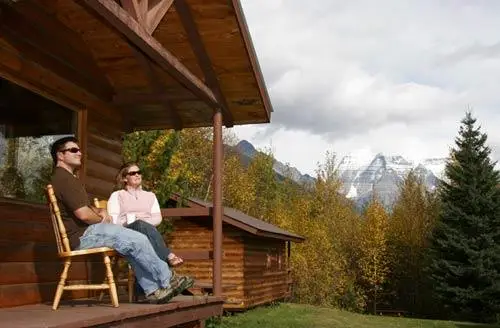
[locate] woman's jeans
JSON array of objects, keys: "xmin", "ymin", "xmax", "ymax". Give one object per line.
[
  {"xmin": 77, "ymin": 223, "xmax": 172, "ymax": 296},
  {"xmin": 126, "ymin": 220, "xmax": 171, "ymax": 261}
]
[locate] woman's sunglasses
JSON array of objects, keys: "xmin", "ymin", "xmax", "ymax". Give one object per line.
[
  {"xmin": 126, "ymin": 170, "xmax": 142, "ymax": 176},
  {"xmin": 60, "ymin": 147, "xmax": 81, "ymax": 154}
]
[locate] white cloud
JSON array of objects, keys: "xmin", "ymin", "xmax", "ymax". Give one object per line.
[{"xmin": 234, "ymin": 0, "xmax": 500, "ymax": 175}]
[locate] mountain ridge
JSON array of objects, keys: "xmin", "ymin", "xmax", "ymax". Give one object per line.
[{"xmin": 235, "ymin": 140, "xmax": 447, "ymax": 208}]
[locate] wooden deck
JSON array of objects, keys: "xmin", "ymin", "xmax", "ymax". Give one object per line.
[{"xmin": 0, "ymin": 295, "xmax": 223, "ymax": 328}]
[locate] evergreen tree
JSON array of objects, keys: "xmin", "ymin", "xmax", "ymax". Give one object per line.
[{"xmin": 428, "ymin": 113, "xmax": 500, "ymax": 321}]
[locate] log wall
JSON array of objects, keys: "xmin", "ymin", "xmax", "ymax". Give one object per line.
[
  {"xmin": 0, "ymin": 201, "xmax": 97, "ymax": 307},
  {"xmin": 242, "ymin": 237, "xmax": 289, "ymax": 309},
  {"xmin": 167, "ymin": 218, "xmax": 246, "ymax": 308},
  {"xmin": 167, "ymin": 217, "xmax": 290, "ymax": 310},
  {"xmin": 85, "ymin": 110, "xmax": 124, "ymax": 199},
  {"xmin": 0, "ymin": 38, "xmax": 124, "ymax": 307},
  {"xmin": 0, "ymin": 116, "xmax": 122, "ymax": 308}
]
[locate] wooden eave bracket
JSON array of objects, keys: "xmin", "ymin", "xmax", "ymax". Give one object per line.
[
  {"xmin": 120, "ymin": 0, "xmax": 234, "ymax": 127},
  {"xmin": 174, "ymin": 0, "xmax": 234, "ymax": 127},
  {"xmin": 121, "ymin": 0, "xmax": 174, "ymax": 35},
  {"xmin": 81, "ymin": 0, "xmax": 222, "ymax": 112}
]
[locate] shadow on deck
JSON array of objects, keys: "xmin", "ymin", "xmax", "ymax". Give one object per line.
[{"xmin": 0, "ymin": 295, "xmax": 223, "ymax": 328}]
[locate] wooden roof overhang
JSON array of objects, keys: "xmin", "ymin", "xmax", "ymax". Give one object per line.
[
  {"xmin": 0, "ymin": 0, "xmax": 272, "ymax": 130},
  {"xmin": 0, "ymin": 0, "xmax": 272, "ymax": 299}
]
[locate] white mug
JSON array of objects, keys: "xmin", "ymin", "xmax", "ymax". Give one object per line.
[{"xmin": 126, "ymin": 213, "xmax": 136, "ymax": 225}]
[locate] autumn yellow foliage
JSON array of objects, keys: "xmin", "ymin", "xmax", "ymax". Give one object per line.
[{"xmin": 123, "ymin": 128, "xmax": 439, "ymax": 314}]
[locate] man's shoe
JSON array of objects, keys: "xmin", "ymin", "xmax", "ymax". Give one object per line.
[
  {"xmin": 170, "ymin": 275, "xmax": 194, "ymax": 294},
  {"xmin": 146, "ymin": 275, "xmax": 195, "ymax": 304},
  {"xmin": 178, "ymin": 275, "xmax": 194, "ymax": 293},
  {"xmin": 146, "ymin": 286, "xmax": 175, "ymax": 304}
]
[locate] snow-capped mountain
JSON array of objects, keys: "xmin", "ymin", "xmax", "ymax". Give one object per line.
[
  {"xmin": 235, "ymin": 140, "xmax": 447, "ymax": 209},
  {"xmin": 337, "ymin": 153, "xmax": 447, "ymax": 208}
]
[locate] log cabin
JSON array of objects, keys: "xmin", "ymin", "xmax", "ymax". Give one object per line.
[
  {"xmin": 165, "ymin": 196, "xmax": 305, "ymax": 311},
  {"xmin": 0, "ymin": 0, "xmax": 272, "ymax": 326}
]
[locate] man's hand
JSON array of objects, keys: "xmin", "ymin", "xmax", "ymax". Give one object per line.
[
  {"xmin": 97, "ymin": 209, "xmax": 113, "ymax": 223},
  {"xmin": 74, "ymin": 206, "xmax": 110, "ymax": 224}
]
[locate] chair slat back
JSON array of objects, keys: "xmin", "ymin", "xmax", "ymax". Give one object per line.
[
  {"xmin": 46, "ymin": 184, "xmax": 71, "ymax": 254},
  {"xmin": 93, "ymin": 198, "xmax": 108, "ymax": 210}
]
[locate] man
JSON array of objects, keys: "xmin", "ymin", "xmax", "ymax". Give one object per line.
[{"xmin": 49, "ymin": 136, "xmax": 192, "ymax": 304}]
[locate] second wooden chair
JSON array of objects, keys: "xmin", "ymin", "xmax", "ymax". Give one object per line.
[{"xmin": 93, "ymin": 198, "xmax": 135, "ymax": 303}]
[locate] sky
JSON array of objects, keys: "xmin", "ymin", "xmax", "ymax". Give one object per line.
[{"xmin": 233, "ymin": 0, "xmax": 500, "ymax": 176}]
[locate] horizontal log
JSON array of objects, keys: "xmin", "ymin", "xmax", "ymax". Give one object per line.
[
  {"xmin": 85, "ymin": 176, "xmax": 115, "ymax": 198},
  {"xmin": 0, "ymin": 261, "xmax": 91, "ymax": 285},
  {"xmin": 0, "ymin": 220, "xmax": 53, "ymax": 243},
  {"xmin": 161, "ymin": 207, "xmax": 210, "ymax": 217},
  {"xmin": 175, "ymin": 250, "xmax": 213, "ymax": 260},
  {"xmin": 86, "ymin": 159, "xmax": 120, "ymax": 182},
  {"xmin": 86, "ymin": 143, "xmax": 123, "ymax": 169},
  {"xmin": 0, "ymin": 240, "xmax": 105, "ymax": 263},
  {"xmin": 0, "ymin": 203, "xmax": 49, "ymax": 222},
  {"xmin": 87, "ymin": 123, "xmax": 123, "ymax": 140},
  {"xmin": 246, "ymin": 287, "xmax": 290, "ymax": 299},
  {"xmin": 0, "ymin": 240, "xmax": 58, "ymax": 262},
  {"xmin": 0, "ymin": 281, "xmax": 91, "ymax": 308},
  {"xmin": 0, "ymin": 198, "xmax": 47, "ymax": 209},
  {"xmin": 87, "ymin": 132, "xmax": 123, "ymax": 154},
  {"xmin": 244, "ymin": 271, "xmax": 288, "ymax": 278},
  {"xmin": 194, "ymin": 283, "xmax": 238, "ymax": 292}
]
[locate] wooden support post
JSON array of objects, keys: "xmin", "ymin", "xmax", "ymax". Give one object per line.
[
  {"xmin": 212, "ymin": 108, "xmax": 223, "ymax": 297},
  {"xmin": 287, "ymin": 240, "xmax": 291, "ymax": 262},
  {"xmin": 77, "ymin": 109, "xmax": 88, "ymax": 183}
]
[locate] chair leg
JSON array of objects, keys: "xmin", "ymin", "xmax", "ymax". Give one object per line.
[
  {"xmin": 53, "ymin": 259, "xmax": 71, "ymax": 310},
  {"xmin": 127, "ymin": 264, "xmax": 134, "ymax": 303},
  {"xmin": 99, "ymin": 257, "xmax": 118, "ymax": 302},
  {"xmin": 103, "ymin": 254, "xmax": 119, "ymax": 307}
]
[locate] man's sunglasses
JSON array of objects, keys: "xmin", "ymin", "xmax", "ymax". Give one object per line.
[
  {"xmin": 60, "ymin": 147, "xmax": 81, "ymax": 154},
  {"xmin": 126, "ymin": 170, "xmax": 142, "ymax": 176}
]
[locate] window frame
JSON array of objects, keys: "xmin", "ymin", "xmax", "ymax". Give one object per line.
[{"xmin": 0, "ymin": 77, "xmax": 85, "ymax": 205}]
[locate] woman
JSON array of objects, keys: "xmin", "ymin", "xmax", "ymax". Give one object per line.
[{"xmin": 107, "ymin": 162, "xmax": 183, "ymax": 267}]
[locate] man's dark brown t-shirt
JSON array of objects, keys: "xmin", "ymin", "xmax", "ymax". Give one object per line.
[{"xmin": 50, "ymin": 167, "xmax": 89, "ymax": 249}]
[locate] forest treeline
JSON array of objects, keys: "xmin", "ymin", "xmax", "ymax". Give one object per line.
[{"xmin": 123, "ymin": 113, "xmax": 500, "ymax": 323}]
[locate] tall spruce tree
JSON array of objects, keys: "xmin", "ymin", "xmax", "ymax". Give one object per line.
[{"xmin": 429, "ymin": 113, "xmax": 500, "ymax": 321}]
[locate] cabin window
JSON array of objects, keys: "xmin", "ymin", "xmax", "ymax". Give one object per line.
[
  {"xmin": 0, "ymin": 78, "xmax": 77, "ymax": 203},
  {"xmin": 265, "ymin": 246, "xmax": 284, "ymax": 272}
]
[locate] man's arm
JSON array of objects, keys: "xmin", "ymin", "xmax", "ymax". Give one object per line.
[{"xmin": 74, "ymin": 206, "xmax": 112, "ymax": 224}]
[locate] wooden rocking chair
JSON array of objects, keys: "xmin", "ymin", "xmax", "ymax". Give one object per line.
[{"xmin": 46, "ymin": 184, "xmax": 119, "ymax": 310}]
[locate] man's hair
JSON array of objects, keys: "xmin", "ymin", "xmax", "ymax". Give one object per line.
[{"xmin": 50, "ymin": 136, "xmax": 79, "ymax": 166}]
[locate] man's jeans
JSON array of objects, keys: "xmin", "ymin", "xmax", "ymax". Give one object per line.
[
  {"xmin": 126, "ymin": 220, "xmax": 171, "ymax": 261},
  {"xmin": 78, "ymin": 223, "xmax": 172, "ymax": 296}
]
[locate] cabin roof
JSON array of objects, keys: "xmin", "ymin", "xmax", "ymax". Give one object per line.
[
  {"xmin": 170, "ymin": 195, "xmax": 305, "ymax": 243},
  {"xmin": 0, "ymin": 0, "xmax": 272, "ymax": 130}
]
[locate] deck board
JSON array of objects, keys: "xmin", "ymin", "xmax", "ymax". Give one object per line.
[{"xmin": 0, "ymin": 295, "xmax": 223, "ymax": 328}]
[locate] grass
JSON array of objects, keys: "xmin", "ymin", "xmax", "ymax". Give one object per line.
[{"xmin": 216, "ymin": 303, "xmax": 499, "ymax": 328}]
